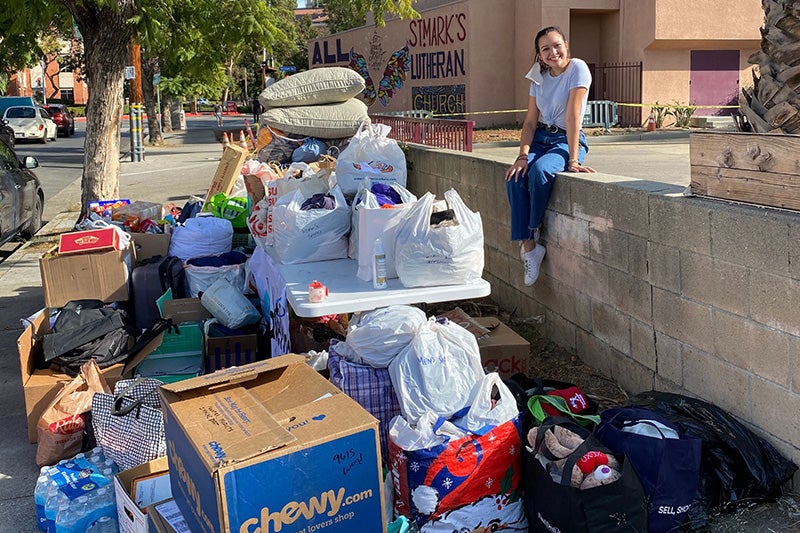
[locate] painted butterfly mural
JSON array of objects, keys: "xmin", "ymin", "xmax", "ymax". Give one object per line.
[{"xmin": 349, "ymin": 44, "xmax": 412, "ymax": 106}]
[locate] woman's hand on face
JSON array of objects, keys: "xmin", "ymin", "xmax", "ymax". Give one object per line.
[
  {"xmin": 505, "ymin": 158, "xmax": 528, "ymax": 181},
  {"xmin": 568, "ymin": 161, "xmax": 596, "ymax": 173}
]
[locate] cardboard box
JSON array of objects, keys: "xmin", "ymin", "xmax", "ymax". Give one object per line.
[
  {"xmin": 59, "ymin": 227, "xmax": 123, "ymax": 255},
  {"xmin": 204, "ymin": 333, "xmax": 259, "ymax": 374},
  {"xmin": 114, "ymin": 457, "xmax": 172, "ymax": 533},
  {"xmin": 132, "ymin": 233, "xmax": 171, "ymax": 263},
  {"xmin": 147, "ymin": 499, "xmax": 190, "ymax": 533},
  {"xmin": 39, "ymin": 246, "xmax": 133, "ymax": 308},
  {"xmin": 160, "ymin": 355, "xmax": 385, "ymax": 533},
  {"xmin": 17, "ymin": 310, "xmax": 125, "ymax": 443},
  {"xmin": 203, "ymin": 144, "xmax": 249, "ymax": 209},
  {"xmin": 474, "ymin": 317, "xmax": 530, "ymax": 378}
]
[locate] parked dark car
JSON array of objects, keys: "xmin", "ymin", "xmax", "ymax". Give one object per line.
[
  {"xmin": 42, "ymin": 104, "xmax": 75, "ymax": 137},
  {"xmin": 0, "ymin": 136, "xmax": 44, "ymax": 245},
  {"xmin": 0, "ymin": 119, "xmax": 14, "ymax": 149}
]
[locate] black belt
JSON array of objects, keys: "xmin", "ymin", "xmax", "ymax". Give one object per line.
[{"xmin": 537, "ymin": 122, "xmax": 566, "ymax": 134}]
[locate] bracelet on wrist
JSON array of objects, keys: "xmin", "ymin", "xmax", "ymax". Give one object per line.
[
  {"xmin": 569, "ymin": 158, "xmax": 580, "ymax": 165},
  {"xmin": 516, "ymin": 154, "xmax": 528, "ymax": 161}
]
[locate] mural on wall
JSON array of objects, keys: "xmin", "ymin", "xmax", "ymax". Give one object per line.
[
  {"xmin": 311, "ymin": 10, "xmax": 469, "ymax": 114},
  {"xmin": 349, "ymin": 36, "xmax": 412, "ymax": 107},
  {"xmin": 412, "ymin": 85, "xmax": 465, "ymax": 116}
]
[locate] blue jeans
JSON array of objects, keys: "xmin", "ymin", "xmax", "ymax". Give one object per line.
[{"xmin": 506, "ymin": 128, "xmax": 588, "ymax": 241}]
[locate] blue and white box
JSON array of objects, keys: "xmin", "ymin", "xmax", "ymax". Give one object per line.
[{"xmin": 159, "ymin": 355, "xmax": 385, "ymax": 533}]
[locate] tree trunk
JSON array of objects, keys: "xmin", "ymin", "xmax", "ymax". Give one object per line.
[
  {"xmin": 62, "ymin": 0, "xmax": 135, "ymax": 216},
  {"xmin": 162, "ymin": 96, "xmax": 173, "ymax": 133},
  {"xmin": 741, "ymin": 0, "xmax": 800, "ymax": 133},
  {"xmin": 141, "ymin": 56, "xmax": 164, "ymax": 145}
]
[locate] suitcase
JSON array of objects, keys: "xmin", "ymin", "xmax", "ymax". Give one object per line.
[{"xmin": 131, "ymin": 255, "xmax": 170, "ymax": 330}]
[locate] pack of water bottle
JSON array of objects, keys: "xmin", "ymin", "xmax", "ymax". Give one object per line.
[{"xmin": 34, "ymin": 446, "xmax": 120, "ymax": 533}]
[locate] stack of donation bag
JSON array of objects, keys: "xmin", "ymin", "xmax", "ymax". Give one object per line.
[{"xmin": 327, "ymin": 305, "xmax": 528, "ymax": 532}]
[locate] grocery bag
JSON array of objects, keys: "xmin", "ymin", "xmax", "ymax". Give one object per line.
[
  {"xmin": 36, "ymin": 360, "xmax": 110, "ymax": 467},
  {"xmin": 336, "ymin": 123, "xmax": 407, "ymax": 197},
  {"xmin": 388, "ymin": 375, "xmax": 528, "ymax": 532},
  {"xmin": 271, "ymin": 184, "xmax": 350, "ymax": 264},
  {"xmin": 388, "ymin": 317, "xmax": 484, "ymax": 424},
  {"xmin": 394, "ymin": 189, "xmax": 484, "ymax": 287},
  {"xmin": 349, "ymin": 179, "xmax": 417, "ymax": 281}
]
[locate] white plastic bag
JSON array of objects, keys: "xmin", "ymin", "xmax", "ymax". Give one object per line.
[
  {"xmin": 272, "ymin": 184, "xmax": 350, "ymax": 264},
  {"xmin": 184, "ymin": 253, "xmax": 248, "ymax": 298},
  {"xmin": 452, "ymin": 373, "xmax": 519, "ymax": 434},
  {"xmin": 200, "ymin": 278, "xmax": 261, "ymax": 329},
  {"xmin": 334, "ymin": 305, "xmax": 427, "ymax": 368},
  {"xmin": 169, "ymin": 215, "xmax": 233, "ymax": 261},
  {"xmin": 336, "ymin": 123, "xmax": 407, "ymax": 197},
  {"xmin": 394, "ymin": 189, "xmax": 484, "ymax": 288},
  {"xmin": 388, "ymin": 411, "xmax": 468, "ymax": 452},
  {"xmin": 349, "ymin": 179, "xmax": 417, "ymax": 281},
  {"xmin": 388, "ymin": 318, "xmax": 485, "ymax": 424}
]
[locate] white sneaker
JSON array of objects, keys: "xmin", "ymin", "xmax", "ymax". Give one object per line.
[{"xmin": 523, "ymin": 245, "xmax": 546, "ymax": 286}]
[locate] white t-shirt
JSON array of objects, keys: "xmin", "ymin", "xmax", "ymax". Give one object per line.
[{"xmin": 529, "ymin": 58, "xmax": 592, "ymax": 130}]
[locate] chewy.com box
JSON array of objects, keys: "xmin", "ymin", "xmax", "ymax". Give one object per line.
[{"xmin": 159, "ymin": 355, "xmax": 385, "ymax": 533}]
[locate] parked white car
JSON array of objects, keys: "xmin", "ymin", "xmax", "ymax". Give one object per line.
[{"xmin": 2, "ymin": 106, "xmax": 57, "ymax": 144}]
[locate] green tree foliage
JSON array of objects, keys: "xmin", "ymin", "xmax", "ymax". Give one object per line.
[
  {"xmin": 324, "ymin": 0, "xmax": 418, "ymax": 33},
  {"xmin": 0, "ymin": 0, "xmax": 416, "ymax": 211}
]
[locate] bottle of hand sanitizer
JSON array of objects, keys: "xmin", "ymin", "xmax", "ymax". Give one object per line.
[{"xmin": 372, "ymin": 238, "xmax": 388, "ymax": 289}]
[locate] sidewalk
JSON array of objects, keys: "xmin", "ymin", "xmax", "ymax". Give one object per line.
[
  {"xmin": 0, "ymin": 120, "xmax": 227, "ymax": 532},
  {"xmin": 0, "ymin": 120, "xmax": 692, "ymax": 531}
]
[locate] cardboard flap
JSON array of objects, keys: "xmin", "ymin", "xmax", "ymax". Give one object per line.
[
  {"xmin": 161, "ymin": 298, "xmax": 210, "ymax": 323},
  {"xmin": 162, "ymin": 355, "xmax": 307, "ymax": 394},
  {"xmin": 179, "ymin": 386, "xmax": 296, "ymax": 468}
]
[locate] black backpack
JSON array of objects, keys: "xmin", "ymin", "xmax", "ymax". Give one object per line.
[{"xmin": 157, "ymin": 255, "xmax": 187, "ymax": 299}]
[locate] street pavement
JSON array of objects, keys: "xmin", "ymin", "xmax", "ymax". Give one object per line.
[{"xmin": 0, "ymin": 116, "xmax": 693, "ymax": 531}]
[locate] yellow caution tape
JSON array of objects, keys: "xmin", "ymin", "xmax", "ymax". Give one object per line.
[{"xmin": 423, "ymin": 103, "xmax": 738, "ymax": 118}]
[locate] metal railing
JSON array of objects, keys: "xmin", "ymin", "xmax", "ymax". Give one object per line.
[
  {"xmin": 370, "ymin": 114, "xmax": 475, "ymax": 152},
  {"xmin": 583, "ymin": 100, "xmax": 618, "ymax": 130}
]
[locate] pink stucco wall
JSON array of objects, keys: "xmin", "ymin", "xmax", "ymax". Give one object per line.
[{"xmin": 308, "ymin": 0, "xmax": 762, "ymax": 127}]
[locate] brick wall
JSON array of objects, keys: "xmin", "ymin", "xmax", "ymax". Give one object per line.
[{"xmin": 406, "ymin": 144, "xmax": 800, "ymax": 476}]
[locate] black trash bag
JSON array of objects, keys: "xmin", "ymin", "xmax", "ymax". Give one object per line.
[{"xmin": 630, "ymin": 391, "xmax": 797, "ymax": 528}]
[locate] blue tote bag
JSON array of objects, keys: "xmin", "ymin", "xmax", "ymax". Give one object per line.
[{"xmin": 595, "ymin": 406, "xmax": 703, "ymax": 533}]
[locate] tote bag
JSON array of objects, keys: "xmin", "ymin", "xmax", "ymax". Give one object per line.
[
  {"xmin": 523, "ymin": 417, "xmax": 649, "ymax": 533},
  {"xmin": 91, "ymin": 377, "xmax": 166, "ymax": 471},
  {"xmin": 595, "ymin": 406, "xmax": 702, "ymax": 532}
]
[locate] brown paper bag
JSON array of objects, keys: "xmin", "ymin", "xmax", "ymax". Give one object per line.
[{"xmin": 36, "ymin": 360, "xmax": 111, "ymax": 467}]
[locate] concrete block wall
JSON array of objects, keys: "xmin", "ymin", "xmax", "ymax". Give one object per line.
[{"xmin": 406, "ymin": 145, "xmax": 800, "ymax": 475}]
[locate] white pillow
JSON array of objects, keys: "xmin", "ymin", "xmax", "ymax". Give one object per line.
[
  {"xmin": 259, "ymin": 67, "xmax": 366, "ymax": 108},
  {"xmin": 261, "ymin": 99, "xmax": 370, "ymax": 139}
]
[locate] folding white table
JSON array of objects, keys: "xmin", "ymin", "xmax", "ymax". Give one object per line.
[
  {"xmin": 260, "ymin": 247, "xmax": 491, "ymax": 318},
  {"xmin": 249, "ymin": 246, "xmax": 491, "ymax": 356}
]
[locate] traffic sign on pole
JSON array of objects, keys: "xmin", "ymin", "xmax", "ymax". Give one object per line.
[{"xmin": 278, "ymin": 65, "xmax": 297, "ymax": 73}]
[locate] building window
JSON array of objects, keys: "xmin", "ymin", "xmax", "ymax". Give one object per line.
[{"xmin": 60, "ymin": 88, "xmax": 74, "ymax": 102}]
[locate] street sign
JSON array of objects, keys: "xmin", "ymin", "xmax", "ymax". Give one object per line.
[
  {"xmin": 279, "ymin": 65, "xmax": 297, "ymax": 73},
  {"xmin": 125, "ymin": 66, "xmax": 136, "ymax": 80},
  {"xmin": 153, "ymin": 73, "xmax": 160, "ymax": 86}
]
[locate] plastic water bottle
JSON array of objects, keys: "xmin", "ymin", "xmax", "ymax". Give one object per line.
[
  {"xmin": 87, "ymin": 515, "xmax": 118, "ymax": 533},
  {"xmin": 54, "ymin": 501, "xmax": 75, "ymax": 533},
  {"xmin": 372, "ymin": 238, "xmax": 388, "ymax": 289},
  {"xmin": 34, "ymin": 475, "xmax": 50, "ymax": 531},
  {"xmin": 45, "ymin": 484, "xmax": 66, "ymax": 532}
]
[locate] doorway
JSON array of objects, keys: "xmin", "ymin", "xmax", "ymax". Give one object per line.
[{"xmin": 690, "ymin": 50, "xmax": 740, "ymax": 116}]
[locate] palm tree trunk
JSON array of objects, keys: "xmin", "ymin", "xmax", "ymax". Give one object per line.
[{"xmin": 740, "ymin": 0, "xmax": 800, "ymax": 133}]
